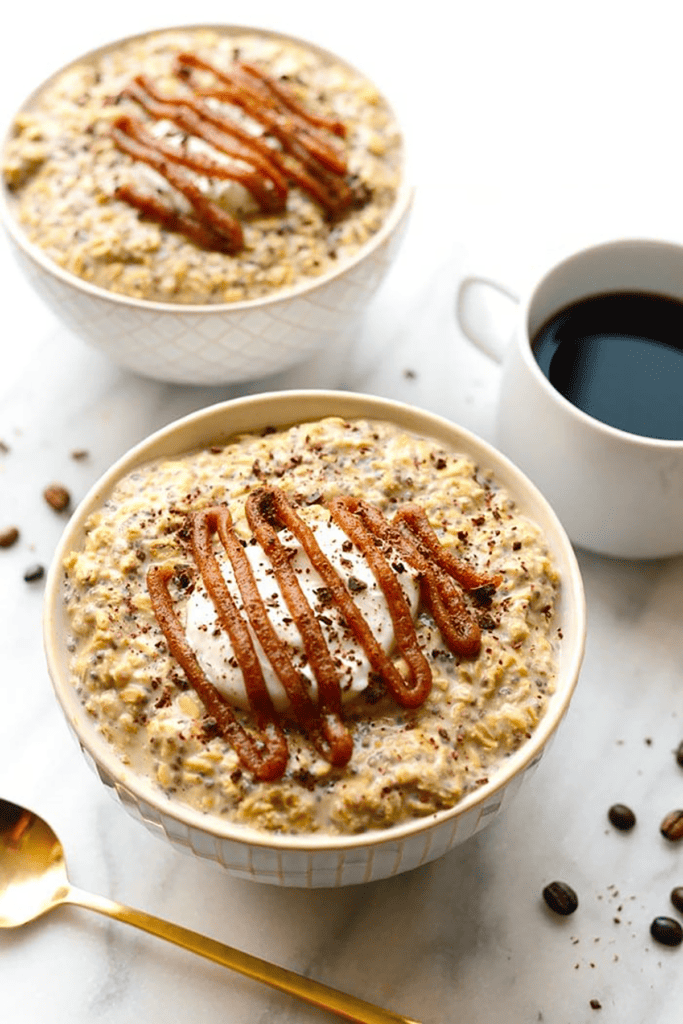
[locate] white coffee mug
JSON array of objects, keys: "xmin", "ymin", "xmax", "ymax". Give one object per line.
[{"xmin": 457, "ymin": 238, "xmax": 683, "ymax": 560}]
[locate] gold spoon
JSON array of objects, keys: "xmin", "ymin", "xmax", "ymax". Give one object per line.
[{"xmin": 0, "ymin": 798, "xmax": 420, "ymax": 1024}]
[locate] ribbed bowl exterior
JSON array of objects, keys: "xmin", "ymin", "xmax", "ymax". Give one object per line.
[
  {"xmin": 73, "ymin": 720, "xmax": 551, "ymax": 886},
  {"xmin": 44, "ymin": 390, "xmax": 585, "ymax": 887}
]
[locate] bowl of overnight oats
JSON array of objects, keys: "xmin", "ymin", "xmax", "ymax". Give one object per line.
[
  {"xmin": 0, "ymin": 25, "xmax": 410, "ymax": 385},
  {"xmin": 43, "ymin": 390, "xmax": 586, "ymax": 886}
]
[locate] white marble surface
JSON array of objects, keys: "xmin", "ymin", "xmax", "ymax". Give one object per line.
[{"xmin": 2, "ymin": 2, "xmax": 683, "ymax": 1020}]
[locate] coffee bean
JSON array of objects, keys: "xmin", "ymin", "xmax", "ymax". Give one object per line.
[
  {"xmin": 0, "ymin": 526, "xmax": 19, "ymax": 548},
  {"xmin": 671, "ymin": 887, "xmax": 683, "ymax": 915},
  {"xmin": 650, "ymin": 916, "xmax": 683, "ymax": 946},
  {"xmin": 608, "ymin": 804, "xmax": 636, "ymax": 831},
  {"xmin": 542, "ymin": 881, "xmax": 579, "ymax": 915},
  {"xmin": 676, "ymin": 741, "xmax": 683, "ymax": 769},
  {"xmin": 43, "ymin": 483, "xmax": 70, "ymax": 512},
  {"xmin": 660, "ymin": 810, "xmax": 683, "ymax": 842},
  {"xmin": 23, "ymin": 563, "xmax": 44, "ymax": 582}
]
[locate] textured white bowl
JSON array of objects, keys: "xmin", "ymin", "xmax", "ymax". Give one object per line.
[
  {"xmin": 43, "ymin": 391, "xmax": 586, "ymax": 886},
  {"xmin": 1, "ymin": 26, "xmax": 412, "ymax": 386}
]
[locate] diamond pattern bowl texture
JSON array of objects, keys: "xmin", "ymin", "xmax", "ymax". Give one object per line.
[
  {"xmin": 5, "ymin": 197, "xmax": 411, "ymax": 384},
  {"xmin": 1, "ymin": 25, "xmax": 412, "ymax": 385}
]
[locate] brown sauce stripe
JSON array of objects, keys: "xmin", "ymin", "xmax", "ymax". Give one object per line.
[
  {"xmin": 117, "ymin": 115, "xmax": 282, "ymax": 215},
  {"xmin": 176, "ymin": 54, "xmax": 348, "ymax": 175},
  {"xmin": 140, "ymin": 70, "xmax": 343, "ymax": 216},
  {"xmin": 325, "ymin": 496, "xmax": 433, "ymax": 708},
  {"xmin": 188, "ymin": 85, "xmax": 353, "ymax": 216},
  {"xmin": 395, "ymin": 503, "xmax": 503, "ymax": 592},
  {"xmin": 250, "ymin": 488, "xmax": 432, "ymax": 709},
  {"xmin": 190, "ymin": 509, "xmax": 282, "ymax": 722},
  {"xmin": 233, "ymin": 60, "xmax": 348, "ymax": 174},
  {"xmin": 210, "ymin": 504, "xmax": 353, "ymax": 767},
  {"xmin": 244, "ymin": 490, "xmax": 354, "ymax": 766},
  {"xmin": 123, "ymin": 76, "xmax": 288, "ymax": 205},
  {"xmin": 111, "ymin": 49, "xmax": 359, "ymax": 246},
  {"xmin": 174, "ymin": 53, "xmax": 354, "ymax": 216},
  {"xmin": 147, "ymin": 487, "xmax": 498, "ymax": 780},
  {"xmin": 110, "ymin": 116, "xmax": 244, "ymax": 251},
  {"xmin": 373, "ymin": 501, "xmax": 483, "ymax": 658},
  {"xmin": 146, "ymin": 562, "xmax": 288, "ymax": 781},
  {"xmin": 113, "ymin": 183, "xmax": 234, "ymax": 252},
  {"xmin": 112, "ymin": 113, "xmax": 282, "ymax": 215},
  {"xmin": 237, "ymin": 61, "xmax": 347, "ymax": 138}
]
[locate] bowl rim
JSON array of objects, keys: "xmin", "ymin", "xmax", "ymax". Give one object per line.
[
  {"xmin": 43, "ymin": 389, "xmax": 586, "ymax": 853},
  {"xmin": 0, "ymin": 21, "xmax": 413, "ymax": 314}
]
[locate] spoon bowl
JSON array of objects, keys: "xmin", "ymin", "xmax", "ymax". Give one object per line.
[
  {"xmin": 0, "ymin": 798, "xmax": 419, "ymax": 1024},
  {"xmin": 0, "ymin": 801, "xmax": 68, "ymax": 928}
]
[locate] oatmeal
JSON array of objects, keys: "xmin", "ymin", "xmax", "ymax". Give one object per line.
[
  {"xmin": 62, "ymin": 417, "xmax": 561, "ymax": 835},
  {"xmin": 3, "ymin": 27, "xmax": 402, "ymax": 304}
]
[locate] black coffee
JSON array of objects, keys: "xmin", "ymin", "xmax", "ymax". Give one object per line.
[{"xmin": 531, "ymin": 292, "xmax": 683, "ymax": 440}]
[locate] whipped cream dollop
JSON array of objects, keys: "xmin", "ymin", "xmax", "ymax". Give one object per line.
[{"xmin": 184, "ymin": 510, "xmax": 420, "ymax": 712}]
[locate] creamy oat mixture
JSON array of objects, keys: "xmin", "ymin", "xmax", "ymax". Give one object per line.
[
  {"xmin": 62, "ymin": 417, "xmax": 561, "ymax": 835},
  {"xmin": 3, "ymin": 28, "xmax": 401, "ymax": 304}
]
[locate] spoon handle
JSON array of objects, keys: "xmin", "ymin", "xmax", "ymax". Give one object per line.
[{"xmin": 63, "ymin": 885, "xmax": 420, "ymax": 1024}]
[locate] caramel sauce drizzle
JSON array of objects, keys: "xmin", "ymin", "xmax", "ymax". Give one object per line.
[
  {"xmin": 111, "ymin": 50, "xmax": 359, "ymax": 250},
  {"xmin": 175, "ymin": 55, "xmax": 353, "ymax": 216},
  {"xmin": 113, "ymin": 182, "xmax": 236, "ymax": 253},
  {"xmin": 204, "ymin": 502, "xmax": 353, "ymax": 768},
  {"xmin": 121, "ymin": 76, "xmax": 289, "ymax": 207},
  {"xmin": 176, "ymin": 55, "xmax": 348, "ymax": 175},
  {"xmin": 147, "ymin": 487, "xmax": 498, "ymax": 780},
  {"xmin": 324, "ymin": 497, "xmax": 433, "ymax": 708},
  {"xmin": 236, "ymin": 61, "xmax": 347, "ymax": 139},
  {"xmin": 110, "ymin": 116, "xmax": 244, "ymax": 253},
  {"xmin": 147, "ymin": 559, "xmax": 288, "ymax": 782},
  {"xmin": 395, "ymin": 503, "xmax": 504, "ymax": 593},
  {"xmin": 350, "ymin": 500, "xmax": 486, "ymax": 659},
  {"xmin": 114, "ymin": 112, "xmax": 284, "ymax": 214}
]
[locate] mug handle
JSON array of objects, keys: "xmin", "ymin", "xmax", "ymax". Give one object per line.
[{"xmin": 456, "ymin": 276, "xmax": 519, "ymax": 364}]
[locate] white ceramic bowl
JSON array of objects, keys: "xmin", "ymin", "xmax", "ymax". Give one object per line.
[
  {"xmin": 1, "ymin": 26, "xmax": 412, "ymax": 386},
  {"xmin": 43, "ymin": 391, "xmax": 586, "ymax": 886}
]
